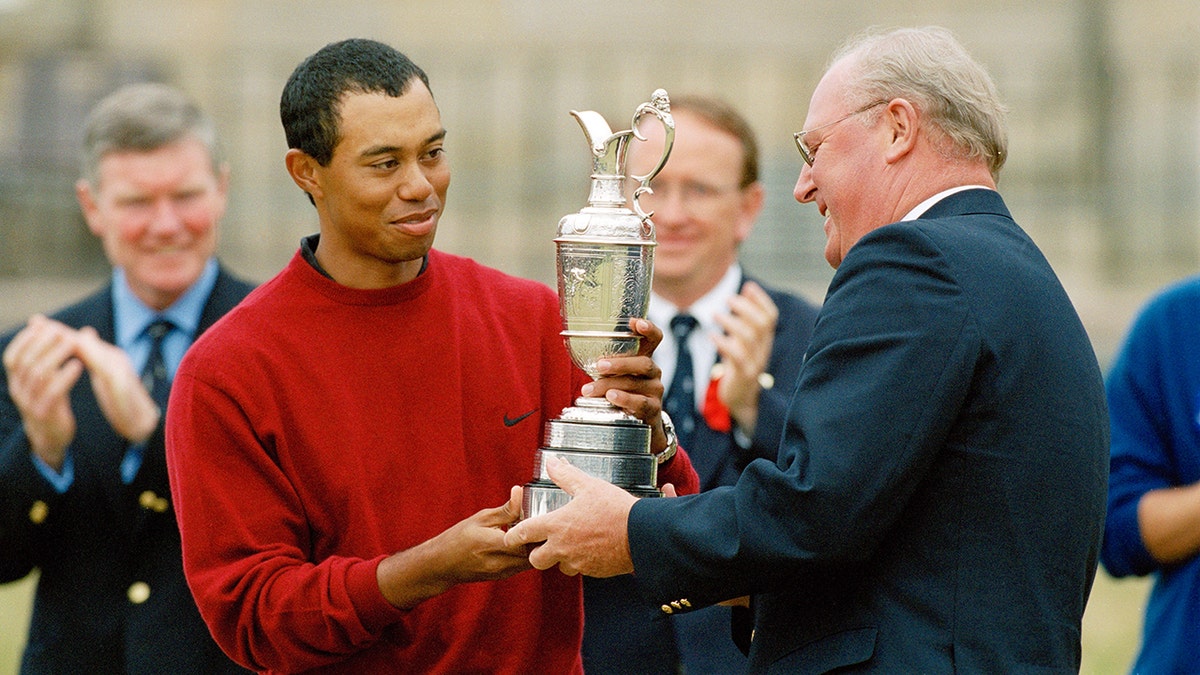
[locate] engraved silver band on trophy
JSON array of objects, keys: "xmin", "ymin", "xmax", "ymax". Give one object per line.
[{"xmin": 522, "ymin": 89, "xmax": 675, "ymax": 519}]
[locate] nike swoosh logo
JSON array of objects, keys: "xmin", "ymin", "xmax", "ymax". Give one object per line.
[{"xmin": 504, "ymin": 408, "xmax": 539, "ymax": 427}]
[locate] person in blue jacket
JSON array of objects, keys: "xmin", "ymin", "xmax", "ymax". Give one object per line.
[{"xmin": 1102, "ymin": 275, "xmax": 1200, "ymax": 675}]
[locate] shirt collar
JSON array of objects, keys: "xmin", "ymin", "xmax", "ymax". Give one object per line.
[
  {"xmin": 300, "ymin": 233, "xmax": 428, "ymax": 281},
  {"xmin": 901, "ymin": 185, "xmax": 994, "ymax": 221},
  {"xmin": 649, "ymin": 263, "xmax": 743, "ymax": 334},
  {"xmin": 113, "ymin": 258, "xmax": 219, "ymax": 349}
]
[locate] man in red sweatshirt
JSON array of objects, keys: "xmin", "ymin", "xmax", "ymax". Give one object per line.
[{"xmin": 165, "ymin": 38, "xmax": 697, "ymax": 674}]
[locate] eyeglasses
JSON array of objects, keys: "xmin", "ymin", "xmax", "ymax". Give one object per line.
[
  {"xmin": 634, "ymin": 179, "xmax": 743, "ymax": 214},
  {"xmin": 793, "ymin": 100, "xmax": 887, "ymax": 166}
]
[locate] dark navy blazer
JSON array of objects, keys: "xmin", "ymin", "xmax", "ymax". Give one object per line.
[
  {"xmin": 687, "ymin": 278, "xmax": 820, "ymax": 493},
  {"xmin": 0, "ymin": 267, "xmax": 254, "ymax": 675},
  {"xmin": 583, "ymin": 278, "xmax": 818, "ymax": 674},
  {"xmin": 628, "ymin": 190, "xmax": 1110, "ymax": 673}
]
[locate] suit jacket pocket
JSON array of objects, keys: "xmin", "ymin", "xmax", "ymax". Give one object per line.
[{"xmin": 767, "ymin": 626, "xmax": 877, "ymax": 675}]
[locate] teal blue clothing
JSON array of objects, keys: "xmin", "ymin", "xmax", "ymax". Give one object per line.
[{"xmin": 1102, "ymin": 274, "xmax": 1200, "ymax": 675}]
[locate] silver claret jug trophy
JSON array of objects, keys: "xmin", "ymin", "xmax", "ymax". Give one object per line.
[{"xmin": 522, "ymin": 89, "xmax": 676, "ymax": 519}]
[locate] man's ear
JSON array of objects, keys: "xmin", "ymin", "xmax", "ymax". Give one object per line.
[
  {"xmin": 284, "ymin": 148, "xmax": 322, "ymax": 200},
  {"xmin": 882, "ymin": 98, "xmax": 919, "ymax": 165},
  {"xmin": 733, "ymin": 181, "xmax": 765, "ymax": 244},
  {"xmin": 75, "ymin": 179, "xmax": 105, "ymax": 237}
]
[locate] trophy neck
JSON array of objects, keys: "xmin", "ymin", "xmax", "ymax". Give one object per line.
[
  {"xmin": 587, "ymin": 174, "xmax": 626, "ymax": 209},
  {"xmin": 562, "ymin": 395, "xmax": 644, "ymax": 425}
]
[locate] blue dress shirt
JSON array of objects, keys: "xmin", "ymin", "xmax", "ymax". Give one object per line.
[{"xmin": 34, "ymin": 259, "xmax": 219, "ymax": 488}]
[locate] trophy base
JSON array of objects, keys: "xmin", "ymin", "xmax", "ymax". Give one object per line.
[
  {"xmin": 523, "ymin": 481, "xmax": 660, "ymax": 520},
  {"xmin": 533, "ymin": 448, "xmax": 657, "ymax": 485},
  {"xmin": 546, "ymin": 413, "xmax": 652, "ymax": 455},
  {"xmin": 559, "ymin": 395, "xmax": 643, "ymax": 423},
  {"xmin": 520, "ymin": 397, "xmax": 658, "ymax": 519}
]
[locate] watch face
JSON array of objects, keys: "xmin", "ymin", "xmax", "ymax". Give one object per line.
[{"xmin": 656, "ymin": 412, "xmax": 678, "ymax": 463}]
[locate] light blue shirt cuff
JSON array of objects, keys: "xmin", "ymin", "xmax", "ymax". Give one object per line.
[
  {"xmin": 33, "ymin": 450, "xmax": 74, "ymax": 493},
  {"xmin": 120, "ymin": 442, "xmax": 146, "ymax": 484}
]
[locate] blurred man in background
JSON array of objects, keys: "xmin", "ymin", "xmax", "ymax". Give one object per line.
[
  {"xmin": 583, "ymin": 94, "xmax": 817, "ymax": 674},
  {"xmin": 0, "ymin": 82, "xmax": 253, "ymax": 674}
]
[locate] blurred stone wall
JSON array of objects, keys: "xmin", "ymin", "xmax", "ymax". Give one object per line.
[
  {"xmin": 0, "ymin": 3, "xmax": 1188, "ymax": 672},
  {"xmin": 1, "ymin": 0, "xmax": 1198, "ymax": 362}
]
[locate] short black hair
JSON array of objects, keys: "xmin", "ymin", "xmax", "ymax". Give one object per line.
[{"xmin": 280, "ymin": 38, "xmax": 431, "ymax": 167}]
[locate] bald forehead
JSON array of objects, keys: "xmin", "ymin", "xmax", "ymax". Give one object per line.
[{"xmin": 806, "ymin": 57, "xmax": 859, "ymax": 126}]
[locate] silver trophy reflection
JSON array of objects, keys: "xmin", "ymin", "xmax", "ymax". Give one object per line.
[{"xmin": 522, "ymin": 90, "xmax": 675, "ymax": 519}]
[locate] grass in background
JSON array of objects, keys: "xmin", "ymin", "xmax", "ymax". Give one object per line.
[
  {"xmin": 1082, "ymin": 571, "xmax": 1148, "ymax": 674},
  {"xmin": 0, "ymin": 574, "xmax": 34, "ymax": 674},
  {"xmin": 0, "ymin": 569, "xmax": 1149, "ymax": 674}
]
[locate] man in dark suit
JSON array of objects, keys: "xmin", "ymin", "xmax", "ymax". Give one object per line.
[
  {"xmin": 0, "ymin": 83, "xmax": 253, "ymax": 674},
  {"xmin": 582, "ymin": 95, "xmax": 818, "ymax": 674},
  {"xmin": 510, "ymin": 26, "xmax": 1109, "ymax": 673}
]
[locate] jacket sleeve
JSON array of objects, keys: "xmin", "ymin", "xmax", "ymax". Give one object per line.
[
  {"xmin": 628, "ymin": 224, "xmax": 977, "ymax": 607},
  {"xmin": 0, "ymin": 424, "xmax": 52, "ymax": 582},
  {"xmin": 0, "ymin": 337, "xmax": 63, "ymax": 583}
]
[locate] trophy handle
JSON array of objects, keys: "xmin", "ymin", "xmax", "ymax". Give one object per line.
[
  {"xmin": 628, "ymin": 89, "xmax": 675, "ymax": 222},
  {"xmin": 631, "ymin": 185, "xmax": 656, "ymax": 228}
]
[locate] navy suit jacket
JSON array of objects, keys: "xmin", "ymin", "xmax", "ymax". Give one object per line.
[
  {"xmin": 686, "ymin": 277, "xmax": 819, "ymax": 491},
  {"xmin": 627, "ymin": 190, "xmax": 1110, "ymax": 673},
  {"xmin": 0, "ymin": 267, "xmax": 254, "ymax": 675},
  {"xmin": 582, "ymin": 278, "xmax": 818, "ymax": 674}
]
